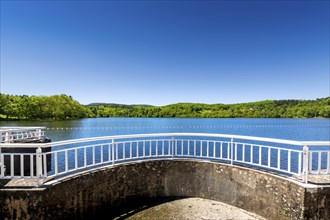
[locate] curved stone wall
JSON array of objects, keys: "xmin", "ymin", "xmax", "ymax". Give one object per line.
[{"xmin": 0, "ymin": 159, "xmax": 329, "ymax": 219}]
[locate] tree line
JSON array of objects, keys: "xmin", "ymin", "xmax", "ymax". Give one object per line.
[
  {"xmin": 0, "ymin": 94, "xmax": 92, "ymax": 120},
  {"xmin": 0, "ymin": 93, "xmax": 329, "ymax": 120}
]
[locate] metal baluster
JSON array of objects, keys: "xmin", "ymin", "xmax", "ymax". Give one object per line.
[{"xmin": 288, "ymin": 150, "xmax": 291, "ymax": 173}]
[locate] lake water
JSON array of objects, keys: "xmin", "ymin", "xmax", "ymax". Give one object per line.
[{"xmin": 1, "ymin": 118, "xmax": 329, "ymax": 142}]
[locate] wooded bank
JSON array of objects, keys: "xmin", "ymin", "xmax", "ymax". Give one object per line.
[{"xmin": 1, "ymin": 93, "xmax": 329, "ymax": 120}]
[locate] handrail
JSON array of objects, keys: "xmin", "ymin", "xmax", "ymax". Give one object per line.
[
  {"xmin": 1, "ymin": 133, "xmax": 328, "ymax": 148},
  {"xmin": 0, "ymin": 126, "xmax": 46, "ymax": 132},
  {"xmin": 0, "ymin": 133, "xmax": 329, "ymax": 187}
]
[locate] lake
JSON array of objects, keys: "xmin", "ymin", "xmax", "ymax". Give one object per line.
[{"xmin": 1, "ymin": 118, "xmax": 329, "ymax": 142}]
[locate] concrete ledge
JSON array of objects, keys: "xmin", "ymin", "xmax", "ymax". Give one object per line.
[{"xmin": 1, "ymin": 159, "xmax": 329, "ymax": 219}]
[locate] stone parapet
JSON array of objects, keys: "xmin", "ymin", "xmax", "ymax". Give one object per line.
[{"xmin": 0, "ymin": 160, "xmax": 329, "ymax": 219}]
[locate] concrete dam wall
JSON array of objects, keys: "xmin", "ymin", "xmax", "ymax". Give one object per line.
[{"xmin": 1, "ymin": 159, "xmax": 329, "ymax": 219}]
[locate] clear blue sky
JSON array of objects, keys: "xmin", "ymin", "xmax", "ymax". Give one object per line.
[{"xmin": 1, "ymin": 0, "xmax": 329, "ymax": 106}]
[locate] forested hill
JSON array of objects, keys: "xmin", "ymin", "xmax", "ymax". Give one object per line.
[
  {"xmin": 0, "ymin": 93, "xmax": 329, "ymax": 120},
  {"xmin": 87, "ymin": 98, "xmax": 330, "ymax": 118}
]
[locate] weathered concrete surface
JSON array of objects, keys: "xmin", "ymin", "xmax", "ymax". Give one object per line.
[
  {"xmin": 0, "ymin": 159, "xmax": 329, "ymax": 220},
  {"xmin": 125, "ymin": 197, "xmax": 266, "ymax": 220},
  {"xmin": 304, "ymin": 187, "xmax": 330, "ymax": 220}
]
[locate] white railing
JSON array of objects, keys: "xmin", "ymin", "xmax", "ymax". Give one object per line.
[
  {"xmin": 0, "ymin": 133, "xmax": 329, "ymax": 186},
  {"xmin": 0, "ymin": 127, "xmax": 45, "ymax": 143}
]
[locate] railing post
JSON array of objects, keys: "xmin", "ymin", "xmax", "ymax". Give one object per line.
[
  {"xmin": 36, "ymin": 147, "xmax": 44, "ymax": 186},
  {"xmin": 0, "ymin": 146, "xmax": 4, "ymax": 177},
  {"xmin": 230, "ymin": 138, "xmax": 234, "ymax": 165},
  {"xmin": 5, "ymin": 132, "xmax": 10, "ymax": 143},
  {"xmin": 112, "ymin": 139, "xmax": 115, "ymax": 165},
  {"xmin": 37, "ymin": 129, "xmax": 42, "ymax": 139},
  {"xmin": 302, "ymin": 145, "xmax": 309, "ymax": 184},
  {"xmin": 172, "ymin": 136, "xmax": 175, "ymax": 159}
]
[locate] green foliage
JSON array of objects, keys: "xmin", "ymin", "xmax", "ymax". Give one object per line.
[
  {"xmin": 86, "ymin": 98, "xmax": 330, "ymax": 119},
  {"xmin": 0, "ymin": 93, "xmax": 329, "ymax": 120},
  {"xmin": 0, "ymin": 94, "xmax": 92, "ymax": 120}
]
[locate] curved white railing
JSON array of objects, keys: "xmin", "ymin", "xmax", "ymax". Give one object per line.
[{"xmin": 0, "ymin": 133, "xmax": 329, "ymax": 186}]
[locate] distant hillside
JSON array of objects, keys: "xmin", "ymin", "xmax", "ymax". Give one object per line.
[
  {"xmin": 87, "ymin": 103, "xmax": 154, "ymax": 108},
  {"xmin": 86, "ymin": 97, "xmax": 330, "ymax": 118},
  {"xmin": 1, "ymin": 93, "xmax": 329, "ymax": 120}
]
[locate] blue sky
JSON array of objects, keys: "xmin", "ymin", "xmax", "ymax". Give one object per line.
[{"xmin": 1, "ymin": 0, "xmax": 329, "ymax": 106}]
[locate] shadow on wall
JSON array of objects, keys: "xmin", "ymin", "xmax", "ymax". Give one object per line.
[{"xmin": 92, "ymin": 196, "xmax": 185, "ymax": 220}]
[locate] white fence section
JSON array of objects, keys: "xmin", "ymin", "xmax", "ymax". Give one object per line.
[
  {"xmin": 0, "ymin": 133, "xmax": 329, "ymax": 186},
  {"xmin": 0, "ymin": 127, "xmax": 45, "ymax": 143}
]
